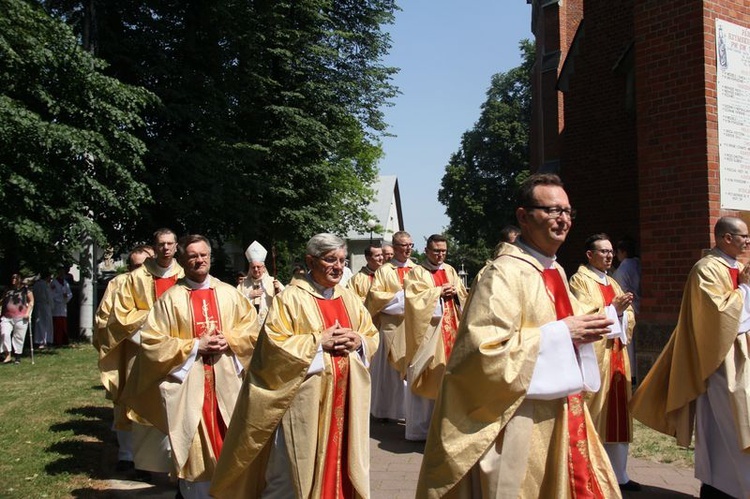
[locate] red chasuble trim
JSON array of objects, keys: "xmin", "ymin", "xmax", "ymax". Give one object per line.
[
  {"xmin": 541, "ymin": 269, "xmax": 604, "ymax": 499},
  {"xmin": 430, "ymin": 269, "xmax": 459, "ymax": 360},
  {"xmin": 730, "ymin": 267, "xmax": 740, "ymax": 289},
  {"xmin": 315, "ymin": 297, "xmax": 354, "ymax": 499},
  {"xmin": 154, "ymin": 274, "xmax": 179, "ymax": 299},
  {"xmin": 189, "ymin": 288, "xmax": 226, "ymax": 460},
  {"xmin": 396, "ymin": 266, "xmax": 410, "ymax": 285},
  {"xmin": 597, "ymin": 282, "xmax": 629, "ymax": 443}
]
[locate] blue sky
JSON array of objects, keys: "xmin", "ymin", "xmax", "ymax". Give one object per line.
[{"xmin": 378, "ymin": 1, "xmax": 532, "ymax": 248}]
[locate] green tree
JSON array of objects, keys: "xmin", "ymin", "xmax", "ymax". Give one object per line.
[
  {"xmin": 46, "ymin": 0, "xmax": 399, "ymax": 271},
  {"xmin": 438, "ymin": 40, "xmax": 534, "ymax": 277},
  {"xmin": 0, "ymin": 0, "xmax": 156, "ymax": 274}
]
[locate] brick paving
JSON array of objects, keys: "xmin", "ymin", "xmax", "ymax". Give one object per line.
[{"xmin": 109, "ymin": 419, "xmax": 701, "ymax": 498}]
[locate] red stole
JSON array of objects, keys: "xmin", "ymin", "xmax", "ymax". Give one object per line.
[
  {"xmin": 396, "ymin": 266, "xmax": 410, "ymax": 284},
  {"xmin": 189, "ymin": 288, "xmax": 226, "ymax": 460},
  {"xmin": 597, "ymin": 282, "xmax": 629, "ymax": 443},
  {"xmin": 154, "ymin": 274, "xmax": 179, "ymax": 299},
  {"xmin": 730, "ymin": 267, "xmax": 740, "ymax": 289},
  {"xmin": 541, "ymin": 269, "xmax": 603, "ymax": 499},
  {"xmin": 430, "ymin": 269, "xmax": 459, "ymax": 360},
  {"xmin": 314, "ymin": 296, "xmax": 354, "ymax": 499}
]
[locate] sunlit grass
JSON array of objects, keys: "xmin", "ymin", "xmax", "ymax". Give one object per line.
[
  {"xmin": 631, "ymin": 420, "xmax": 695, "ymax": 468},
  {"xmin": 0, "ymin": 344, "xmax": 114, "ymax": 498}
]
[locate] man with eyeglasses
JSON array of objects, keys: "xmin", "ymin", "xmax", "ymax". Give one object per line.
[
  {"xmin": 211, "ymin": 233, "xmax": 378, "ymax": 498},
  {"xmin": 418, "ymin": 173, "xmax": 620, "ymax": 498},
  {"xmin": 404, "ymin": 234, "xmax": 467, "ymax": 441},
  {"xmin": 122, "ymin": 234, "xmax": 259, "ymax": 498},
  {"xmin": 106, "ymin": 228, "xmax": 185, "ymax": 477},
  {"xmin": 365, "ymin": 230, "xmax": 415, "ymax": 422},
  {"xmin": 632, "ymin": 216, "xmax": 750, "ymax": 498},
  {"xmin": 569, "ymin": 233, "xmax": 638, "ymax": 492}
]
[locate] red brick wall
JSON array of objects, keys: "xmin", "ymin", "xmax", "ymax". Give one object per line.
[
  {"xmin": 528, "ymin": 0, "xmax": 750, "ymax": 376},
  {"xmin": 555, "ymin": 0, "xmax": 638, "ymax": 274}
]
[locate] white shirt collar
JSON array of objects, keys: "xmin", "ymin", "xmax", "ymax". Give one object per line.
[
  {"xmin": 586, "ymin": 264, "xmax": 609, "ymax": 284},
  {"xmin": 515, "ymin": 239, "xmax": 557, "ymax": 269},
  {"xmin": 309, "ymin": 275, "xmax": 335, "ymax": 299},
  {"xmin": 185, "ymin": 276, "xmax": 211, "ymax": 290}
]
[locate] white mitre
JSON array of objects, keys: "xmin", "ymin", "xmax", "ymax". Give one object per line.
[{"xmin": 245, "ymin": 240, "xmax": 267, "ymax": 263}]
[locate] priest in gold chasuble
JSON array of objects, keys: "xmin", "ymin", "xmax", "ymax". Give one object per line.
[
  {"xmin": 122, "ymin": 235, "xmax": 258, "ymax": 499},
  {"xmin": 631, "ymin": 217, "xmax": 750, "ymax": 498},
  {"xmin": 211, "ymin": 233, "xmax": 379, "ymax": 499},
  {"xmin": 104, "ymin": 228, "xmax": 184, "ymax": 474},
  {"xmin": 348, "ymin": 244, "xmax": 384, "ymax": 301},
  {"xmin": 364, "ymin": 231, "xmax": 413, "ymax": 422},
  {"xmin": 417, "ymin": 174, "xmax": 620, "ymax": 499},
  {"xmin": 93, "ymin": 245, "xmax": 153, "ymax": 470},
  {"xmin": 403, "ymin": 234, "xmax": 467, "ymax": 441},
  {"xmin": 569, "ymin": 233, "xmax": 637, "ymax": 491}
]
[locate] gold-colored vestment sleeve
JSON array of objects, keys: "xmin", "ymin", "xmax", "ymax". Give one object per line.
[
  {"xmin": 210, "ymin": 278, "xmax": 378, "ymax": 499},
  {"xmin": 569, "ymin": 265, "xmax": 635, "ymax": 441},
  {"xmin": 365, "ymin": 262, "xmax": 414, "ymax": 374},
  {"xmin": 349, "ymin": 267, "xmax": 374, "ymax": 302},
  {"xmin": 404, "ymin": 264, "xmax": 468, "ymax": 399},
  {"xmin": 417, "ymin": 245, "xmax": 619, "ymax": 498},
  {"xmin": 631, "ymin": 250, "xmax": 750, "ymax": 449}
]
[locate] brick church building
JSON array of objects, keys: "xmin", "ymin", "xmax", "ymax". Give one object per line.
[{"xmin": 525, "ymin": 0, "xmax": 750, "ymax": 377}]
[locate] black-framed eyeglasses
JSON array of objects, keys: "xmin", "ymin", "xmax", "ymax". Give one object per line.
[
  {"xmin": 525, "ymin": 205, "xmax": 577, "ymax": 220},
  {"xmin": 727, "ymin": 233, "xmax": 750, "ymax": 240},
  {"xmin": 594, "ymin": 249, "xmax": 614, "ymax": 255},
  {"xmin": 394, "ymin": 242, "xmax": 414, "ymax": 248}
]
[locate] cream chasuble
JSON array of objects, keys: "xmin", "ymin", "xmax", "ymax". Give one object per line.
[
  {"xmin": 121, "ymin": 277, "xmax": 258, "ymax": 481},
  {"xmin": 404, "ymin": 263, "xmax": 468, "ymax": 399},
  {"xmin": 365, "ymin": 260, "xmax": 415, "ymax": 375},
  {"xmin": 569, "ymin": 264, "xmax": 635, "ymax": 442},
  {"xmin": 416, "ymin": 243, "xmax": 619, "ymax": 499},
  {"xmin": 210, "ymin": 277, "xmax": 379, "ymax": 499},
  {"xmin": 349, "ymin": 266, "xmax": 377, "ymax": 302},
  {"xmin": 631, "ymin": 249, "xmax": 750, "ymax": 479},
  {"xmin": 237, "ymin": 272, "xmax": 282, "ymax": 324},
  {"xmin": 101, "ymin": 259, "xmax": 184, "ymax": 408}
]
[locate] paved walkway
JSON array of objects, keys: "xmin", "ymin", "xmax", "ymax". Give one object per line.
[{"xmin": 108, "ymin": 420, "xmax": 701, "ymax": 498}]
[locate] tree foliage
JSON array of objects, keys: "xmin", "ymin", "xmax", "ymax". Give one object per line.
[
  {"xmin": 45, "ymin": 0, "xmax": 399, "ymax": 270},
  {"xmin": 0, "ymin": 0, "xmax": 156, "ymax": 274},
  {"xmin": 439, "ymin": 40, "xmax": 534, "ymax": 276}
]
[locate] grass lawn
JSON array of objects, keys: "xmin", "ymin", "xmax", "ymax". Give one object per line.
[
  {"xmin": 0, "ymin": 344, "xmax": 116, "ymax": 498},
  {"xmin": 0, "ymin": 344, "xmax": 696, "ymax": 497}
]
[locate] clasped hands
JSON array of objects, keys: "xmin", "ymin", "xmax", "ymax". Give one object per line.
[
  {"xmin": 611, "ymin": 292, "xmax": 634, "ymax": 315},
  {"xmin": 440, "ymin": 283, "xmax": 456, "ymax": 299},
  {"xmin": 563, "ymin": 314, "xmax": 614, "ymax": 346},
  {"xmin": 321, "ymin": 320, "xmax": 361, "ymax": 355},
  {"xmin": 197, "ymin": 332, "xmax": 229, "ymax": 355}
]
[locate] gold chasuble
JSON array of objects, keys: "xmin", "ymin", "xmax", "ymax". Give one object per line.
[
  {"xmin": 365, "ymin": 261, "xmax": 415, "ymax": 375},
  {"xmin": 416, "ymin": 244, "xmax": 619, "ymax": 499},
  {"xmin": 210, "ymin": 277, "xmax": 379, "ymax": 499},
  {"xmin": 349, "ymin": 266, "xmax": 376, "ymax": 302},
  {"xmin": 121, "ymin": 278, "xmax": 258, "ymax": 481},
  {"xmin": 404, "ymin": 264, "xmax": 468, "ymax": 399},
  {"xmin": 569, "ymin": 265, "xmax": 635, "ymax": 443},
  {"xmin": 631, "ymin": 249, "xmax": 750, "ymax": 450},
  {"xmin": 101, "ymin": 259, "xmax": 184, "ymax": 407}
]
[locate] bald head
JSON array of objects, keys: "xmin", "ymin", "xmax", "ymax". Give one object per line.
[{"xmin": 715, "ymin": 216, "xmax": 749, "ymax": 259}]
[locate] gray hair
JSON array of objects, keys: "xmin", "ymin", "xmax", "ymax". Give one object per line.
[{"xmin": 306, "ymin": 233, "xmax": 347, "ymax": 258}]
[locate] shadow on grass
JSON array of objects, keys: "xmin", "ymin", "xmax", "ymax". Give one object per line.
[{"xmin": 44, "ymin": 404, "xmax": 117, "ymax": 480}]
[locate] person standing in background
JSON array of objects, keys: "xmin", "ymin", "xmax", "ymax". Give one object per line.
[
  {"xmin": 32, "ymin": 273, "xmax": 53, "ymax": 349},
  {"xmin": 50, "ymin": 267, "xmax": 72, "ymax": 346}
]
